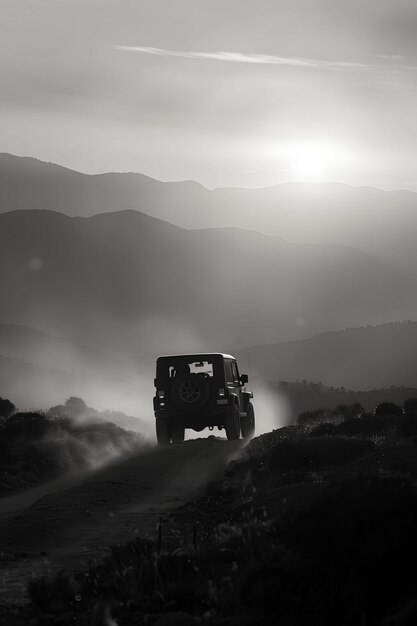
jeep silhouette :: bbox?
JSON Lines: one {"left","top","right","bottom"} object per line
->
{"left": 153, "top": 353, "right": 255, "bottom": 444}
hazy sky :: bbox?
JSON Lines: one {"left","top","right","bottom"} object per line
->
{"left": 1, "top": 0, "right": 416, "bottom": 189}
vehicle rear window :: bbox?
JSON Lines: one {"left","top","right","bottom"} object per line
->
{"left": 157, "top": 355, "right": 221, "bottom": 382}
{"left": 189, "top": 361, "right": 213, "bottom": 377}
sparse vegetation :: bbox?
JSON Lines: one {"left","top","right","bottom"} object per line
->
{"left": 3, "top": 391, "right": 417, "bottom": 625}
{"left": 47, "top": 396, "right": 99, "bottom": 421}
{"left": 0, "top": 397, "right": 147, "bottom": 496}
{"left": 273, "top": 380, "right": 417, "bottom": 421}
{"left": 295, "top": 394, "right": 417, "bottom": 444}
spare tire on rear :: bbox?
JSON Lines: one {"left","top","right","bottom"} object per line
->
{"left": 171, "top": 373, "right": 210, "bottom": 411}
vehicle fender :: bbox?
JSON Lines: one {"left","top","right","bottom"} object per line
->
{"left": 241, "top": 391, "right": 252, "bottom": 413}
{"left": 228, "top": 393, "right": 239, "bottom": 410}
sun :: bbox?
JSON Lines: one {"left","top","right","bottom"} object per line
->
{"left": 262, "top": 136, "right": 352, "bottom": 184}
{"left": 291, "top": 139, "right": 330, "bottom": 181}
{"left": 294, "top": 151, "right": 327, "bottom": 180}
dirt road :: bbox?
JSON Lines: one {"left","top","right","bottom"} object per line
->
{"left": 0, "top": 438, "right": 243, "bottom": 603}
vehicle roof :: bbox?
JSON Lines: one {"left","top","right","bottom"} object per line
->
{"left": 157, "top": 352, "right": 236, "bottom": 361}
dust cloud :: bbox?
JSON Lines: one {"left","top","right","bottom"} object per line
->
{"left": 41, "top": 420, "right": 146, "bottom": 473}
{"left": 0, "top": 316, "right": 290, "bottom": 444}
{"left": 183, "top": 378, "right": 290, "bottom": 441}
{"left": 251, "top": 381, "right": 291, "bottom": 435}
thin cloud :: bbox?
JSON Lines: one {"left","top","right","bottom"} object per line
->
{"left": 113, "top": 45, "right": 402, "bottom": 71}
{"left": 373, "top": 54, "right": 405, "bottom": 61}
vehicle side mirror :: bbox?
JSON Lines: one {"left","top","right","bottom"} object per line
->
{"left": 240, "top": 373, "right": 249, "bottom": 385}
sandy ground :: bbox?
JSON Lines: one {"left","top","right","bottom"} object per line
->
{"left": 0, "top": 437, "right": 243, "bottom": 604}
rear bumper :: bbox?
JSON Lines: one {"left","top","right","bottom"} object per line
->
{"left": 154, "top": 398, "right": 231, "bottom": 429}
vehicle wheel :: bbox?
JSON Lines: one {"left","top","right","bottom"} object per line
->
{"left": 172, "top": 423, "right": 185, "bottom": 443}
{"left": 241, "top": 402, "right": 255, "bottom": 439}
{"left": 171, "top": 373, "right": 210, "bottom": 411}
{"left": 225, "top": 402, "right": 241, "bottom": 440}
{"left": 156, "top": 418, "right": 172, "bottom": 445}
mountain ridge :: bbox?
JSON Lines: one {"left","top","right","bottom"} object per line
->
{"left": 3, "top": 153, "right": 416, "bottom": 195}
{"left": 2, "top": 153, "right": 417, "bottom": 271}
{"left": 240, "top": 320, "right": 417, "bottom": 390}
{"left": 1, "top": 207, "right": 412, "bottom": 355}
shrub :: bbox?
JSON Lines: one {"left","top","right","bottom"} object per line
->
{"left": 403, "top": 398, "right": 417, "bottom": 417}
{"left": 0, "top": 397, "right": 15, "bottom": 418}
{"left": 297, "top": 409, "right": 330, "bottom": 427}
{"left": 309, "top": 422, "right": 337, "bottom": 437}
{"left": 0, "top": 412, "right": 49, "bottom": 439}
{"left": 336, "top": 415, "right": 394, "bottom": 438}
{"left": 240, "top": 426, "right": 303, "bottom": 461}
{"left": 46, "top": 404, "right": 67, "bottom": 418}
{"left": 336, "top": 402, "right": 364, "bottom": 418}
{"left": 374, "top": 402, "right": 403, "bottom": 416}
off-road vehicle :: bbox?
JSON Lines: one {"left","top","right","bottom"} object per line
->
{"left": 153, "top": 353, "right": 255, "bottom": 444}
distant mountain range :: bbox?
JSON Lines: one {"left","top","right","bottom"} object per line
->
{"left": 239, "top": 321, "right": 417, "bottom": 390}
{"left": 0, "top": 209, "right": 414, "bottom": 356}
{"left": 1, "top": 154, "right": 417, "bottom": 409}
{"left": 0, "top": 323, "right": 106, "bottom": 373}
{"left": 1, "top": 154, "right": 417, "bottom": 271}
{"left": 268, "top": 380, "right": 417, "bottom": 420}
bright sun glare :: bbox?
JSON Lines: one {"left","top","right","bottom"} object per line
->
{"left": 266, "top": 138, "right": 352, "bottom": 183}
{"left": 293, "top": 142, "right": 328, "bottom": 180}
{"left": 291, "top": 139, "right": 336, "bottom": 181}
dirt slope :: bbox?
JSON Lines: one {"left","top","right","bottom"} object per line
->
{"left": 0, "top": 438, "right": 243, "bottom": 603}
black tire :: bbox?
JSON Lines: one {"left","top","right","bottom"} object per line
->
{"left": 225, "top": 401, "right": 241, "bottom": 441}
{"left": 156, "top": 418, "right": 172, "bottom": 445}
{"left": 241, "top": 402, "right": 255, "bottom": 439}
{"left": 172, "top": 423, "right": 185, "bottom": 443}
{"left": 171, "top": 373, "right": 210, "bottom": 411}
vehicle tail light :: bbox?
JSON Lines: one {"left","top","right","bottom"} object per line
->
{"left": 218, "top": 389, "right": 225, "bottom": 397}
{"left": 158, "top": 390, "right": 165, "bottom": 399}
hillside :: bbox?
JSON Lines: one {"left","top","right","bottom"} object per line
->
{"left": 4, "top": 415, "right": 417, "bottom": 625}
{"left": 0, "top": 409, "right": 147, "bottom": 496}
{"left": 2, "top": 154, "right": 417, "bottom": 271}
{"left": 242, "top": 321, "right": 417, "bottom": 389}
{"left": 269, "top": 380, "right": 417, "bottom": 420}
{"left": 0, "top": 153, "right": 206, "bottom": 221}
{"left": 0, "top": 324, "right": 106, "bottom": 373}
{"left": 1, "top": 209, "right": 415, "bottom": 359}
